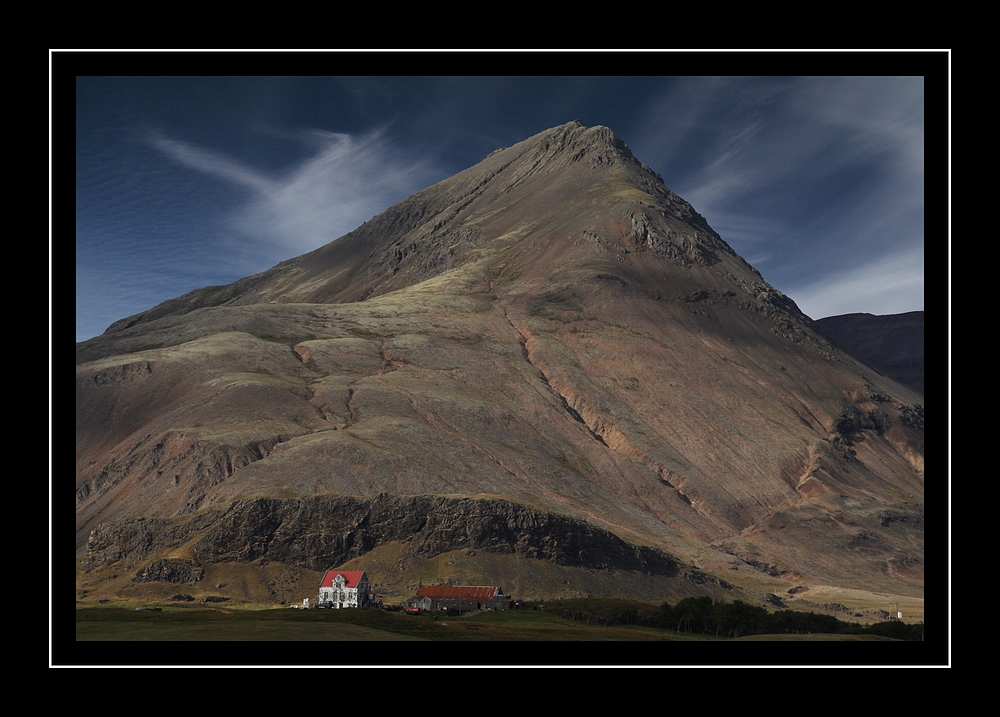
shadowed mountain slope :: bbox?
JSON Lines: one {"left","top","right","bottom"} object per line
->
{"left": 76, "top": 122, "right": 925, "bottom": 604}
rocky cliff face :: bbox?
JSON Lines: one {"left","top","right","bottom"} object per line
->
{"left": 76, "top": 122, "right": 924, "bottom": 602}
{"left": 85, "top": 494, "right": 679, "bottom": 576}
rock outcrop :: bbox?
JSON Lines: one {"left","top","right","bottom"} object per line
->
{"left": 86, "top": 494, "right": 679, "bottom": 577}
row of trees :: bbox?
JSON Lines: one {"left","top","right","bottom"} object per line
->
{"left": 660, "top": 597, "right": 924, "bottom": 640}
{"left": 550, "top": 597, "right": 924, "bottom": 640}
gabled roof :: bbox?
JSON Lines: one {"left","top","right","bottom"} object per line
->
{"left": 320, "top": 570, "right": 366, "bottom": 589}
{"left": 416, "top": 585, "right": 503, "bottom": 600}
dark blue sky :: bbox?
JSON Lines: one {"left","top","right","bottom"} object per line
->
{"left": 70, "top": 59, "right": 939, "bottom": 342}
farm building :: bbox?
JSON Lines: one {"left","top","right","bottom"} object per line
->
{"left": 414, "top": 585, "right": 511, "bottom": 613}
{"left": 318, "top": 570, "right": 376, "bottom": 608}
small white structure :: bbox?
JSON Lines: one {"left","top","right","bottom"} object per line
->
{"left": 318, "top": 570, "right": 375, "bottom": 608}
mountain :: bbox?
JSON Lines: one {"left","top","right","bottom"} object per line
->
{"left": 75, "top": 122, "right": 925, "bottom": 609}
{"left": 815, "top": 312, "right": 924, "bottom": 395}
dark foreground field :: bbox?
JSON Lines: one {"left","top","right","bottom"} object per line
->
{"left": 77, "top": 604, "right": 690, "bottom": 642}
{"left": 75, "top": 603, "right": 896, "bottom": 643}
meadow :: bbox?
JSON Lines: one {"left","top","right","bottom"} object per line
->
{"left": 75, "top": 599, "right": 901, "bottom": 644}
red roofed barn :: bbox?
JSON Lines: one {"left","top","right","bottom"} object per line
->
{"left": 414, "top": 585, "right": 511, "bottom": 613}
{"left": 318, "top": 570, "right": 375, "bottom": 608}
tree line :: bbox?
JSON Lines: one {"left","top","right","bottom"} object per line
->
{"left": 551, "top": 596, "right": 924, "bottom": 640}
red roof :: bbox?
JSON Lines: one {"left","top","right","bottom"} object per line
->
{"left": 320, "top": 570, "right": 366, "bottom": 589}
{"left": 416, "top": 585, "right": 502, "bottom": 600}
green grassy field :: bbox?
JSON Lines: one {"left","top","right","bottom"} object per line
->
{"left": 75, "top": 603, "right": 897, "bottom": 643}
{"left": 66, "top": 603, "right": 921, "bottom": 667}
{"left": 75, "top": 604, "right": 692, "bottom": 642}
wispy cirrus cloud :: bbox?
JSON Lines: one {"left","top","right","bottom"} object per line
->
{"left": 785, "top": 245, "right": 924, "bottom": 320}
{"left": 76, "top": 127, "right": 440, "bottom": 341}
{"left": 151, "top": 127, "right": 438, "bottom": 258}
{"left": 150, "top": 134, "right": 277, "bottom": 194}
{"left": 630, "top": 77, "right": 924, "bottom": 319}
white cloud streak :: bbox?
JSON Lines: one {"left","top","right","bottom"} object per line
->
{"left": 676, "top": 77, "right": 923, "bottom": 220}
{"left": 152, "top": 128, "right": 436, "bottom": 257}
{"left": 631, "top": 77, "right": 924, "bottom": 319}
{"left": 150, "top": 134, "right": 277, "bottom": 195}
{"left": 787, "top": 246, "right": 924, "bottom": 320}
{"left": 73, "top": 127, "right": 440, "bottom": 341}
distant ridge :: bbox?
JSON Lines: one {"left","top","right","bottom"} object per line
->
{"left": 815, "top": 312, "right": 924, "bottom": 395}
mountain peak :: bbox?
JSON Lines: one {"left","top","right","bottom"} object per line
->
{"left": 76, "top": 121, "right": 925, "bottom": 605}
{"left": 90, "top": 122, "right": 762, "bottom": 341}
{"left": 504, "top": 120, "right": 649, "bottom": 175}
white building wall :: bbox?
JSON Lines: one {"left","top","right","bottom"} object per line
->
{"left": 319, "top": 572, "right": 373, "bottom": 608}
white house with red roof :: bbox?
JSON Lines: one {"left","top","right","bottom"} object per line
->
{"left": 318, "top": 570, "right": 376, "bottom": 608}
